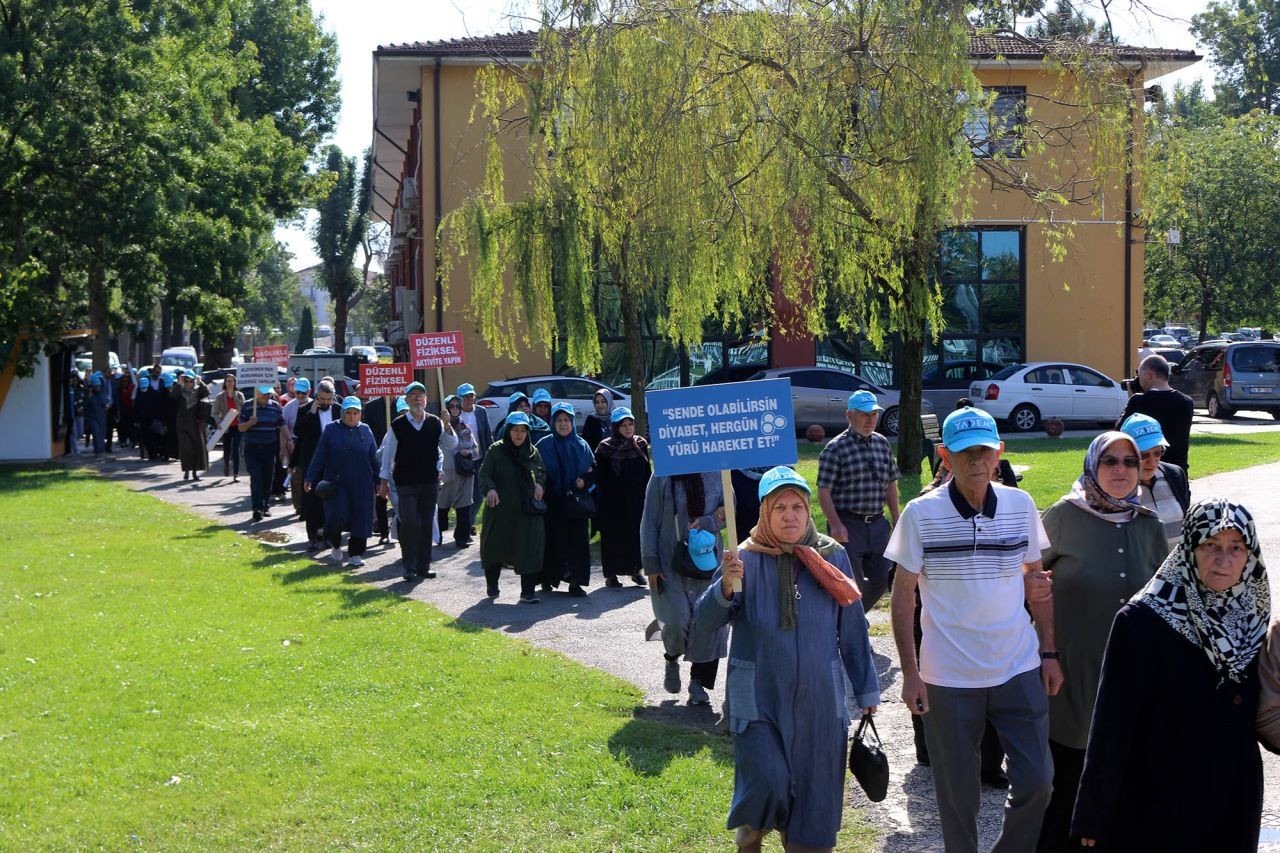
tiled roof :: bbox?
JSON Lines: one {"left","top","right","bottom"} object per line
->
{"left": 377, "top": 29, "right": 1198, "bottom": 63}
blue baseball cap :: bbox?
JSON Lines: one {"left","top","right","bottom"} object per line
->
{"left": 687, "top": 528, "right": 719, "bottom": 572}
{"left": 294, "top": 377, "right": 311, "bottom": 393}
{"left": 550, "top": 402, "right": 576, "bottom": 422}
{"left": 161, "top": 374, "right": 175, "bottom": 388}
{"left": 341, "top": 395, "right": 362, "bottom": 411}
{"left": 505, "top": 411, "right": 531, "bottom": 429}
{"left": 395, "top": 395, "right": 409, "bottom": 414}
{"left": 256, "top": 384, "right": 273, "bottom": 395}
{"left": 457, "top": 383, "right": 476, "bottom": 397}
{"left": 531, "top": 388, "right": 553, "bottom": 405}
{"left": 1121, "top": 413, "right": 1169, "bottom": 452}
{"left": 508, "top": 392, "right": 529, "bottom": 407}
{"left": 404, "top": 381, "right": 426, "bottom": 396}
{"left": 138, "top": 376, "right": 151, "bottom": 389}
{"left": 610, "top": 406, "right": 634, "bottom": 424}
{"left": 942, "top": 407, "right": 1002, "bottom": 452}
{"left": 758, "top": 465, "right": 812, "bottom": 501}
{"left": 444, "top": 394, "right": 460, "bottom": 408}
{"left": 847, "top": 390, "right": 883, "bottom": 413}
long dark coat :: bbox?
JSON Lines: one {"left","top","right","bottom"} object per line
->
{"left": 1071, "top": 603, "right": 1263, "bottom": 851}
{"left": 477, "top": 437, "right": 547, "bottom": 575}
{"left": 594, "top": 443, "right": 650, "bottom": 577}
{"left": 170, "top": 383, "right": 210, "bottom": 472}
{"left": 306, "top": 420, "right": 378, "bottom": 539}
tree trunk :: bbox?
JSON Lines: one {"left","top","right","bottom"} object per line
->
{"left": 895, "top": 249, "right": 929, "bottom": 476}
{"left": 88, "top": 264, "right": 110, "bottom": 372}
{"left": 142, "top": 314, "right": 156, "bottom": 366}
{"left": 173, "top": 309, "right": 185, "bottom": 348}
{"left": 619, "top": 272, "right": 647, "bottom": 436}
{"left": 161, "top": 301, "right": 172, "bottom": 349}
{"left": 204, "top": 334, "right": 234, "bottom": 371}
{"left": 334, "top": 289, "right": 348, "bottom": 353}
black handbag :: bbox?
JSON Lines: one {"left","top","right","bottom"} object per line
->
{"left": 564, "top": 489, "right": 596, "bottom": 520}
{"left": 455, "top": 451, "right": 480, "bottom": 476}
{"left": 848, "top": 712, "right": 889, "bottom": 802}
{"left": 522, "top": 493, "right": 548, "bottom": 515}
{"left": 315, "top": 478, "right": 339, "bottom": 499}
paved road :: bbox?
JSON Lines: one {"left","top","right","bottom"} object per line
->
{"left": 79, "top": 442, "right": 1280, "bottom": 851}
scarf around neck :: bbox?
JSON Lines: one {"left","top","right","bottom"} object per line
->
{"left": 1064, "top": 431, "right": 1155, "bottom": 523}
{"left": 742, "top": 489, "right": 862, "bottom": 628}
{"left": 1132, "top": 498, "right": 1271, "bottom": 684}
{"left": 595, "top": 425, "right": 649, "bottom": 475}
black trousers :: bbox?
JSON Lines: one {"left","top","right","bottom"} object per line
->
{"left": 301, "top": 485, "right": 326, "bottom": 542}
{"left": 327, "top": 531, "right": 366, "bottom": 556}
{"left": 1037, "top": 739, "right": 1086, "bottom": 852}
{"left": 485, "top": 564, "right": 537, "bottom": 596}
{"left": 375, "top": 495, "right": 389, "bottom": 538}
{"left": 665, "top": 653, "right": 719, "bottom": 689}
{"left": 439, "top": 504, "right": 473, "bottom": 544}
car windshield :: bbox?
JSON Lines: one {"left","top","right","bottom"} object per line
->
{"left": 1231, "top": 346, "right": 1280, "bottom": 373}
{"left": 161, "top": 353, "right": 195, "bottom": 368}
{"left": 990, "top": 363, "right": 1026, "bottom": 380}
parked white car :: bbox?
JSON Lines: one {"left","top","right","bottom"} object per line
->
{"left": 969, "top": 362, "right": 1128, "bottom": 432}
{"left": 477, "top": 375, "right": 632, "bottom": 431}
{"left": 1146, "top": 334, "right": 1181, "bottom": 348}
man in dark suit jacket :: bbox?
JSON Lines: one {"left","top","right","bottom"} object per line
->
{"left": 457, "top": 383, "right": 493, "bottom": 535}
{"left": 292, "top": 380, "right": 342, "bottom": 551}
{"left": 361, "top": 394, "right": 395, "bottom": 542}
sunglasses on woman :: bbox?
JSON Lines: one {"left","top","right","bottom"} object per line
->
{"left": 1099, "top": 455, "right": 1140, "bottom": 469}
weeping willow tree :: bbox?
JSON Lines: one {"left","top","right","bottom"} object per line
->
{"left": 441, "top": 0, "right": 1134, "bottom": 469}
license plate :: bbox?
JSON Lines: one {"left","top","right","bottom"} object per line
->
{"left": 1246, "top": 385, "right": 1272, "bottom": 393}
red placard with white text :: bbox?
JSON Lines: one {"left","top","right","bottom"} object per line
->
{"left": 253, "top": 345, "right": 290, "bottom": 367}
{"left": 409, "top": 331, "right": 466, "bottom": 369}
{"left": 359, "top": 362, "right": 414, "bottom": 398}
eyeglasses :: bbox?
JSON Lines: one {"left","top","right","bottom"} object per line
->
{"left": 1140, "top": 448, "right": 1165, "bottom": 461}
{"left": 1099, "top": 455, "right": 1140, "bottom": 469}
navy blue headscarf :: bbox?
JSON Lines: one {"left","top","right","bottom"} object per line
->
{"left": 537, "top": 407, "right": 593, "bottom": 493}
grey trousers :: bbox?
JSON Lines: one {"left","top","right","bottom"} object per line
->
{"left": 396, "top": 483, "right": 438, "bottom": 574}
{"left": 835, "top": 512, "right": 892, "bottom": 609}
{"left": 922, "top": 668, "right": 1053, "bottom": 853}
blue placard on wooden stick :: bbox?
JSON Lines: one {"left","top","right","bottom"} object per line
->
{"left": 648, "top": 378, "right": 798, "bottom": 478}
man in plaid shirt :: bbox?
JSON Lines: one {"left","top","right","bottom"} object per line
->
{"left": 816, "top": 390, "right": 901, "bottom": 608}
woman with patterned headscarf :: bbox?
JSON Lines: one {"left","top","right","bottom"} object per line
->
{"left": 694, "top": 466, "right": 878, "bottom": 853}
{"left": 1073, "top": 498, "right": 1270, "bottom": 851}
{"left": 1036, "top": 432, "right": 1168, "bottom": 852}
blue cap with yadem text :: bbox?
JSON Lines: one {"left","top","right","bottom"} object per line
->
{"left": 687, "top": 528, "right": 720, "bottom": 572}
{"left": 404, "top": 381, "right": 426, "bottom": 396}
{"left": 456, "top": 383, "right": 476, "bottom": 397}
{"left": 942, "top": 407, "right": 1002, "bottom": 452}
{"left": 531, "top": 388, "right": 553, "bottom": 405}
{"left": 610, "top": 406, "right": 634, "bottom": 424}
{"left": 508, "top": 391, "right": 529, "bottom": 408}
{"left": 847, "top": 389, "right": 883, "bottom": 413}
{"left": 294, "top": 377, "right": 311, "bottom": 393}
{"left": 255, "top": 384, "right": 273, "bottom": 395}
{"left": 758, "top": 465, "right": 812, "bottom": 501}
{"left": 550, "top": 402, "right": 575, "bottom": 422}
{"left": 505, "top": 411, "right": 531, "bottom": 429}
{"left": 341, "top": 395, "right": 362, "bottom": 411}
{"left": 1120, "top": 413, "right": 1169, "bottom": 452}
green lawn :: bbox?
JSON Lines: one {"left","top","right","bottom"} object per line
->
{"left": 0, "top": 468, "right": 874, "bottom": 850}
{"left": 793, "top": 430, "right": 1280, "bottom": 519}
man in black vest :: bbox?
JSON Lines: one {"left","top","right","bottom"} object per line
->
{"left": 378, "top": 381, "right": 457, "bottom": 580}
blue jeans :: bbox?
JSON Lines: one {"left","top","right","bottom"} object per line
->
{"left": 244, "top": 442, "right": 276, "bottom": 514}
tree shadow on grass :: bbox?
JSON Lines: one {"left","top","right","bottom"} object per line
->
{"left": 607, "top": 716, "right": 733, "bottom": 777}
{"left": 0, "top": 464, "right": 82, "bottom": 493}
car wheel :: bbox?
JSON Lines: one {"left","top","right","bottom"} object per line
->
{"left": 1206, "top": 392, "right": 1235, "bottom": 420}
{"left": 1008, "top": 404, "right": 1041, "bottom": 433}
{"left": 880, "top": 406, "right": 900, "bottom": 437}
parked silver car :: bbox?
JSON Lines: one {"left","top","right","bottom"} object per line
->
{"left": 477, "top": 375, "right": 632, "bottom": 431}
{"left": 746, "top": 367, "right": 931, "bottom": 436}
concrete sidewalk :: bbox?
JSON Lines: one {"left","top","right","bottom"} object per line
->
{"left": 81, "top": 447, "right": 1280, "bottom": 851}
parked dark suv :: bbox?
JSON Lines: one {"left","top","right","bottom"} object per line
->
{"left": 1169, "top": 341, "right": 1280, "bottom": 419}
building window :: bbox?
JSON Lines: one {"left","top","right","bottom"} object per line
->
{"left": 965, "top": 87, "right": 1026, "bottom": 158}
{"left": 931, "top": 227, "right": 1025, "bottom": 386}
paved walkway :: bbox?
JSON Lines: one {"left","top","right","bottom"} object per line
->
{"left": 76, "top": 445, "right": 1280, "bottom": 851}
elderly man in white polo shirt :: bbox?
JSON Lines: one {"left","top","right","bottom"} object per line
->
{"left": 886, "top": 407, "right": 1061, "bottom": 853}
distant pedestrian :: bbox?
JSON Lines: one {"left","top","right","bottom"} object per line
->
{"left": 292, "top": 380, "right": 340, "bottom": 551}
{"left": 1121, "top": 413, "right": 1191, "bottom": 549}
{"left": 641, "top": 470, "right": 727, "bottom": 706}
{"left": 282, "top": 377, "right": 312, "bottom": 514}
{"left": 594, "top": 407, "right": 650, "bottom": 588}
{"left": 816, "top": 390, "right": 901, "bottom": 610}
{"left": 536, "top": 402, "right": 595, "bottom": 597}
{"left": 159, "top": 372, "right": 180, "bottom": 460}
{"left": 306, "top": 396, "right": 379, "bottom": 568}
{"left": 1073, "top": 499, "right": 1270, "bottom": 851}
{"left": 695, "top": 466, "right": 879, "bottom": 853}
{"left": 1116, "top": 354, "right": 1193, "bottom": 470}
{"left": 581, "top": 389, "right": 612, "bottom": 451}
{"left": 496, "top": 392, "right": 551, "bottom": 445}
{"left": 84, "top": 372, "right": 108, "bottom": 456}
{"left": 68, "top": 371, "right": 85, "bottom": 455}
{"left": 378, "top": 381, "right": 456, "bottom": 581}
{"left": 238, "top": 384, "right": 288, "bottom": 522}
{"left": 212, "top": 373, "right": 245, "bottom": 481}
{"left": 171, "top": 370, "right": 210, "bottom": 481}
{"left": 437, "top": 394, "right": 476, "bottom": 549}
{"left": 457, "top": 382, "right": 493, "bottom": 539}
{"left": 134, "top": 375, "right": 162, "bottom": 460}
{"left": 362, "top": 394, "right": 394, "bottom": 542}
{"left": 530, "top": 387, "right": 553, "bottom": 425}
{"left": 477, "top": 412, "right": 547, "bottom": 602}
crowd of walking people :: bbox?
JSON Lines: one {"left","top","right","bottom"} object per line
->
{"left": 72, "top": 352, "right": 1280, "bottom": 852}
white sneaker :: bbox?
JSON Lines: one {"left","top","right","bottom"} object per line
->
{"left": 330, "top": 547, "right": 344, "bottom": 566}
{"left": 347, "top": 555, "right": 364, "bottom": 567}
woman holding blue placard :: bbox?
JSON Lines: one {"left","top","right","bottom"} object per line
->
{"left": 640, "top": 469, "right": 727, "bottom": 706}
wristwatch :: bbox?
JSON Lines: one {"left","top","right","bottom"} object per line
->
{"left": 1040, "top": 651, "right": 1060, "bottom": 660}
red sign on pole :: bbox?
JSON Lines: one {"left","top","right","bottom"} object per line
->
{"left": 359, "top": 362, "right": 414, "bottom": 398}
{"left": 409, "top": 331, "right": 466, "bottom": 369}
{"left": 253, "top": 345, "right": 290, "bottom": 367}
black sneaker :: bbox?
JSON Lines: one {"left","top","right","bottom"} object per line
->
{"left": 605, "top": 577, "right": 623, "bottom": 588}
{"left": 486, "top": 585, "right": 499, "bottom": 598}
{"left": 519, "top": 593, "right": 540, "bottom": 604}
{"left": 421, "top": 569, "right": 437, "bottom": 579}
{"left": 631, "top": 574, "right": 648, "bottom": 587}
{"left": 262, "top": 507, "right": 272, "bottom": 517}
{"left": 568, "top": 585, "right": 587, "bottom": 597}
{"left": 252, "top": 510, "right": 262, "bottom": 522}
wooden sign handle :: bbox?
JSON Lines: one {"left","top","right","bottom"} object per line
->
{"left": 720, "top": 468, "right": 741, "bottom": 593}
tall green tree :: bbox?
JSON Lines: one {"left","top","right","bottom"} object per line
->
{"left": 1192, "top": 0, "right": 1280, "bottom": 116}
{"left": 312, "top": 147, "right": 372, "bottom": 352}
{"left": 1026, "top": 0, "right": 1112, "bottom": 41}
{"left": 443, "top": 0, "right": 1132, "bottom": 471}
{"left": 243, "top": 242, "right": 303, "bottom": 345}
{"left": 296, "top": 305, "right": 315, "bottom": 352}
{"left": 1144, "top": 113, "right": 1280, "bottom": 343}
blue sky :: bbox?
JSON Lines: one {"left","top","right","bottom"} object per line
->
{"left": 276, "top": 0, "right": 1216, "bottom": 270}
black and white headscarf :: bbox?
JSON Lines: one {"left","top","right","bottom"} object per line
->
{"left": 1131, "top": 498, "right": 1271, "bottom": 684}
